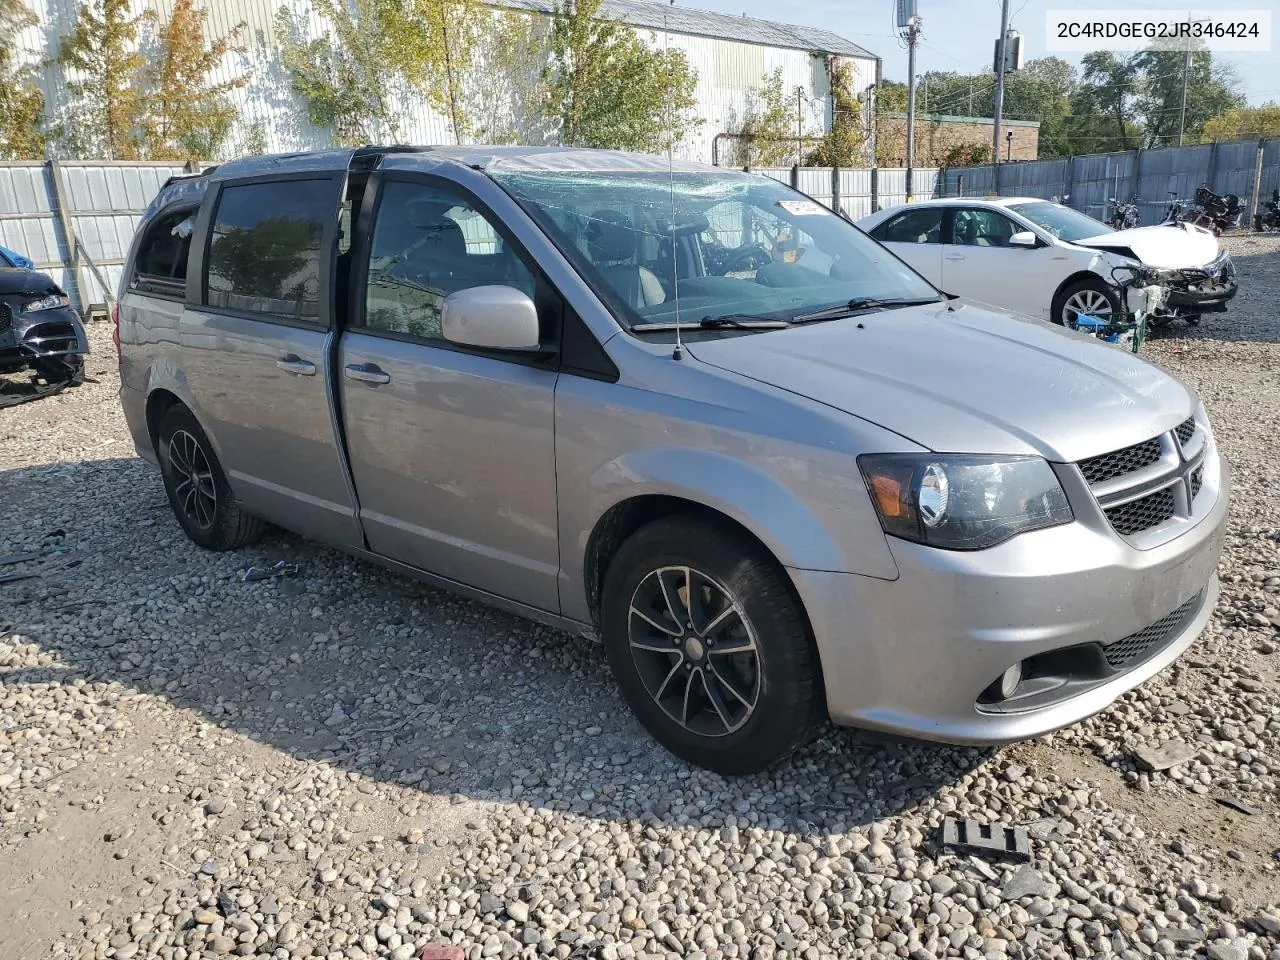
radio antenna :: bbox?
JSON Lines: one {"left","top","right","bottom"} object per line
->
{"left": 663, "top": 11, "right": 684, "bottom": 360}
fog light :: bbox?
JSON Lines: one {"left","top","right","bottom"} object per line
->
{"left": 999, "top": 662, "right": 1023, "bottom": 699}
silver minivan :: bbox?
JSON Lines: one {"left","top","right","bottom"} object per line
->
{"left": 117, "top": 147, "right": 1228, "bottom": 774}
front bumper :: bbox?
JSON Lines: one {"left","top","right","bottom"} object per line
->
{"left": 0, "top": 305, "right": 88, "bottom": 372}
{"left": 793, "top": 455, "right": 1229, "bottom": 744}
{"left": 1161, "top": 255, "right": 1237, "bottom": 314}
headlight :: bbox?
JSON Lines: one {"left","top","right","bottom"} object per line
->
{"left": 859, "top": 454, "right": 1073, "bottom": 550}
{"left": 23, "top": 293, "right": 70, "bottom": 312}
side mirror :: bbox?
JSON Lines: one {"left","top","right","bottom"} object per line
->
{"left": 1009, "top": 231, "right": 1038, "bottom": 248}
{"left": 441, "top": 285, "right": 540, "bottom": 351}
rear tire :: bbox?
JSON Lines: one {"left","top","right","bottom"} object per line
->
{"left": 600, "top": 514, "right": 824, "bottom": 775}
{"left": 156, "top": 405, "right": 265, "bottom": 551}
{"left": 1053, "top": 277, "right": 1123, "bottom": 329}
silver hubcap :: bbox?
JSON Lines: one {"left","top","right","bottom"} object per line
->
{"left": 628, "top": 565, "right": 761, "bottom": 737}
{"left": 167, "top": 429, "right": 217, "bottom": 530}
{"left": 1062, "top": 289, "right": 1113, "bottom": 327}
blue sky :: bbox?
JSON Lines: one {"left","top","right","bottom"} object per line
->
{"left": 682, "top": 0, "right": 1280, "bottom": 106}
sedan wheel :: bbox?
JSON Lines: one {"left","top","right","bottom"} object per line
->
{"left": 1055, "top": 278, "right": 1123, "bottom": 330}
{"left": 167, "top": 428, "right": 218, "bottom": 531}
{"left": 1062, "top": 288, "right": 1113, "bottom": 327}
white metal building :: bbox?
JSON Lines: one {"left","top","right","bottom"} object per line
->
{"left": 18, "top": 0, "right": 879, "bottom": 163}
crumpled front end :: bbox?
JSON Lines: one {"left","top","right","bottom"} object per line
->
{"left": 0, "top": 287, "right": 89, "bottom": 404}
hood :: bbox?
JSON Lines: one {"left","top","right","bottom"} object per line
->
{"left": 1072, "top": 223, "right": 1220, "bottom": 269}
{"left": 686, "top": 302, "right": 1194, "bottom": 463}
{"left": 0, "top": 268, "right": 62, "bottom": 298}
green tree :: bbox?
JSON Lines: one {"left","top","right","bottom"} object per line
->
{"left": 466, "top": 10, "right": 553, "bottom": 144}
{"left": 1070, "top": 52, "right": 1140, "bottom": 152}
{"left": 1130, "top": 46, "right": 1243, "bottom": 146}
{"left": 276, "top": 0, "right": 402, "bottom": 146}
{"left": 139, "top": 0, "right": 247, "bottom": 159}
{"left": 0, "top": 0, "right": 45, "bottom": 159}
{"left": 544, "top": 0, "right": 699, "bottom": 153}
{"left": 730, "top": 69, "right": 797, "bottom": 166}
{"left": 382, "top": 0, "right": 480, "bottom": 143}
{"left": 1202, "top": 103, "right": 1280, "bottom": 141}
{"left": 56, "top": 0, "right": 149, "bottom": 158}
{"left": 806, "top": 58, "right": 863, "bottom": 166}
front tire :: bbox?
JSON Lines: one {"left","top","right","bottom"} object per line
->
{"left": 157, "top": 405, "right": 264, "bottom": 551}
{"left": 601, "top": 514, "right": 824, "bottom": 775}
{"left": 1054, "top": 277, "right": 1123, "bottom": 329}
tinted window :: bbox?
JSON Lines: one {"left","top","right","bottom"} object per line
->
{"left": 873, "top": 208, "right": 943, "bottom": 244}
{"left": 364, "top": 180, "right": 535, "bottom": 341}
{"left": 952, "top": 208, "right": 1019, "bottom": 247}
{"left": 206, "top": 180, "right": 331, "bottom": 320}
{"left": 132, "top": 206, "right": 196, "bottom": 296}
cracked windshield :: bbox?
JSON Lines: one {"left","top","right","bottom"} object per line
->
{"left": 493, "top": 170, "right": 940, "bottom": 335}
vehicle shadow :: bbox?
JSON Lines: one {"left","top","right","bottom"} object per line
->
{"left": 0, "top": 456, "right": 993, "bottom": 837}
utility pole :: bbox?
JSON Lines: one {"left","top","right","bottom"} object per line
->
{"left": 1178, "top": 39, "right": 1192, "bottom": 146}
{"left": 992, "top": 0, "right": 1010, "bottom": 171}
{"left": 905, "top": 14, "right": 920, "bottom": 200}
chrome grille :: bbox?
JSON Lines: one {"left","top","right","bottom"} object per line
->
{"left": 1104, "top": 488, "right": 1177, "bottom": 536}
{"left": 1104, "top": 592, "right": 1203, "bottom": 668}
{"left": 1190, "top": 465, "right": 1204, "bottom": 500}
{"left": 1078, "top": 438, "right": 1162, "bottom": 485}
{"left": 0, "top": 303, "right": 11, "bottom": 335}
{"left": 1175, "top": 417, "right": 1196, "bottom": 446}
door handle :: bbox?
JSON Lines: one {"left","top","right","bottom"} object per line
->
{"left": 344, "top": 363, "right": 391, "bottom": 386}
{"left": 944, "top": 254, "right": 966, "bottom": 262}
{"left": 276, "top": 355, "right": 317, "bottom": 376}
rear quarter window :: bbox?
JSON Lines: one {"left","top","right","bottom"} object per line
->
{"left": 205, "top": 179, "right": 332, "bottom": 321}
{"left": 131, "top": 206, "right": 197, "bottom": 298}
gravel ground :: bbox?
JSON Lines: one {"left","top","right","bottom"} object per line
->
{"left": 2, "top": 234, "right": 1279, "bottom": 960}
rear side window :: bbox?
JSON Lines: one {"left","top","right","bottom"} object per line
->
{"left": 131, "top": 206, "right": 196, "bottom": 297}
{"left": 872, "top": 208, "right": 943, "bottom": 244}
{"left": 205, "top": 179, "right": 331, "bottom": 321}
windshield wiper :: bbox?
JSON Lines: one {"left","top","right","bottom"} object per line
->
{"left": 631, "top": 314, "right": 791, "bottom": 333}
{"left": 791, "top": 296, "right": 944, "bottom": 323}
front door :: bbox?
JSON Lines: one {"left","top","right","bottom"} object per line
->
{"left": 941, "top": 207, "right": 1050, "bottom": 319}
{"left": 180, "top": 175, "right": 361, "bottom": 548}
{"left": 338, "top": 175, "right": 561, "bottom": 612}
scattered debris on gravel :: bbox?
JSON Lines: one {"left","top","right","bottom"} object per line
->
{"left": 3, "top": 234, "right": 1279, "bottom": 960}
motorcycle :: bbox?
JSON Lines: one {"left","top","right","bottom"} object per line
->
{"left": 1191, "top": 185, "right": 1243, "bottom": 235}
{"left": 1255, "top": 188, "right": 1280, "bottom": 232}
{"left": 1159, "top": 191, "right": 1196, "bottom": 226}
{"left": 1107, "top": 196, "right": 1141, "bottom": 230}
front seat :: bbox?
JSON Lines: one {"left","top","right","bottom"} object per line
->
{"left": 584, "top": 210, "right": 665, "bottom": 308}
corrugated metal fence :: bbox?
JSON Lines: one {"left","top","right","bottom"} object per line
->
{"left": 0, "top": 160, "right": 193, "bottom": 313}
{"left": 6, "top": 143, "right": 1271, "bottom": 316}
{"left": 938, "top": 139, "right": 1280, "bottom": 226}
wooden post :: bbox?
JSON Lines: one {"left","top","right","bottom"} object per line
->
{"left": 831, "top": 166, "right": 841, "bottom": 215}
{"left": 870, "top": 165, "right": 879, "bottom": 212}
{"left": 1127, "top": 148, "right": 1143, "bottom": 212}
{"left": 1251, "top": 139, "right": 1266, "bottom": 225}
{"left": 47, "top": 159, "right": 85, "bottom": 314}
{"left": 1205, "top": 139, "right": 1220, "bottom": 192}
{"left": 790, "top": 164, "right": 799, "bottom": 189}
{"left": 1063, "top": 155, "right": 1076, "bottom": 207}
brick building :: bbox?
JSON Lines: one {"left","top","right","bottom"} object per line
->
{"left": 877, "top": 113, "right": 1040, "bottom": 166}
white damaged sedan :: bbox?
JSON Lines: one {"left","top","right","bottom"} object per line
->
{"left": 858, "top": 197, "right": 1235, "bottom": 327}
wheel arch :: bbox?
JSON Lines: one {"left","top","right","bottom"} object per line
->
{"left": 582, "top": 494, "right": 819, "bottom": 641}
{"left": 1051, "top": 270, "right": 1119, "bottom": 323}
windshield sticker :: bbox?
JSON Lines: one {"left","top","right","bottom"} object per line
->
{"left": 777, "top": 200, "right": 829, "bottom": 216}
